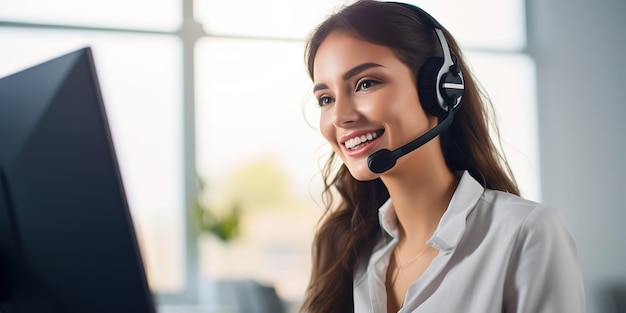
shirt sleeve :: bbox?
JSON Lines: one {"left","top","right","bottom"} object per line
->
{"left": 503, "top": 206, "right": 585, "bottom": 313}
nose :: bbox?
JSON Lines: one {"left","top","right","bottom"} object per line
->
{"left": 332, "top": 95, "right": 360, "bottom": 127}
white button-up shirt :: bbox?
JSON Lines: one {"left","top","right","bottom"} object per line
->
{"left": 353, "top": 171, "right": 585, "bottom": 312}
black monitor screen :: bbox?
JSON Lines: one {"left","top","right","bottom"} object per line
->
{"left": 0, "top": 47, "right": 156, "bottom": 313}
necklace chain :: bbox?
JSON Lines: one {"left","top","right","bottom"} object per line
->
{"left": 389, "top": 244, "right": 431, "bottom": 311}
{"left": 390, "top": 245, "right": 431, "bottom": 285}
{"left": 395, "top": 245, "right": 431, "bottom": 269}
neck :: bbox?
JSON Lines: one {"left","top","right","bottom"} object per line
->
{"left": 380, "top": 141, "right": 459, "bottom": 244}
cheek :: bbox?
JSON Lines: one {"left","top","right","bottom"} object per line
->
{"left": 319, "top": 110, "right": 337, "bottom": 144}
{"left": 367, "top": 83, "right": 420, "bottom": 120}
{"left": 381, "top": 89, "right": 431, "bottom": 142}
{"left": 370, "top": 91, "right": 419, "bottom": 125}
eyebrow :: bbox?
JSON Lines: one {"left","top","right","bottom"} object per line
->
{"left": 312, "top": 62, "right": 384, "bottom": 93}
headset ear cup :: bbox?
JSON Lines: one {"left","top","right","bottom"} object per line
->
{"left": 417, "top": 57, "right": 447, "bottom": 119}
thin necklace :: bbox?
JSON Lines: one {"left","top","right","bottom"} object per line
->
{"left": 396, "top": 245, "right": 431, "bottom": 270}
{"left": 389, "top": 245, "right": 431, "bottom": 310}
{"left": 390, "top": 245, "right": 431, "bottom": 286}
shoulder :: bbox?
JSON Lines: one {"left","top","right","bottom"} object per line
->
{"left": 473, "top": 189, "right": 577, "bottom": 250}
{"left": 481, "top": 189, "right": 541, "bottom": 212}
{"left": 480, "top": 190, "right": 564, "bottom": 229}
{"left": 480, "top": 192, "right": 586, "bottom": 311}
{"left": 477, "top": 189, "right": 580, "bottom": 274}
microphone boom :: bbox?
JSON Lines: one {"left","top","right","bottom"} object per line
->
{"left": 367, "top": 108, "right": 454, "bottom": 174}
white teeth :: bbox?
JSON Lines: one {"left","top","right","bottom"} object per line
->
{"left": 344, "top": 131, "right": 380, "bottom": 150}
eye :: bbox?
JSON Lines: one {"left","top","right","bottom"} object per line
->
{"left": 356, "top": 79, "right": 380, "bottom": 91}
{"left": 317, "top": 95, "right": 334, "bottom": 107}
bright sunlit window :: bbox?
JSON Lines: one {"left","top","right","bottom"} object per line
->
{"left": 194, "top": 0, "right": 345, "bottom": 39}
{"left": 195, "top": 37, "right": 326, "bottom": 298}
{"left": 0, "top": 0, "right": 181, "bottom": 31}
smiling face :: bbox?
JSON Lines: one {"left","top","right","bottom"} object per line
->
{"left": 313, "top": 31, "right": 437, "bottom": 181}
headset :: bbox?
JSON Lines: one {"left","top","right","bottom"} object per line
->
{"left": 367, "top": 2, "right": 465, "bottom": 174}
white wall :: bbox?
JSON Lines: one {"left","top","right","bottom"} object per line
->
{"left": 527, "top": 0, "right": 626, "bottom": 312}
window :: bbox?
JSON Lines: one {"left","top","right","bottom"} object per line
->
{"left": 195, "top": 37, "right": 326, "bottom": 298}
{"left": 0, "top": 0, "right": 180, "bottom": 31}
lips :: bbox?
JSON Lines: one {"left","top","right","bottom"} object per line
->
{"left": 343, "top": 129, "right": 384, "bottom": 150}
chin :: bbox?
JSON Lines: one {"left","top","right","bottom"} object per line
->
{"left": 346, "top": 162, "right": 379, "bottom": 182}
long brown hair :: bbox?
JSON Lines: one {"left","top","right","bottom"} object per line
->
{"left": 300, "top": 1, "right": 519, "bottom": 312}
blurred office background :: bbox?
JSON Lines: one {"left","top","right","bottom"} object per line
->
{"left": 0, "top": 0, "right": 623, "bottom": 312}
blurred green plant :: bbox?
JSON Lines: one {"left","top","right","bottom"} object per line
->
{"left": 194, "top": 175, "right": 241, "bottom": 243}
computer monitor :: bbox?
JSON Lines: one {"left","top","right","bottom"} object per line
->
{"left": 0, "top": 47, "right": 157, "bottom": 313}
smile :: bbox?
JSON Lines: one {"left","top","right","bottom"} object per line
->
{"left": 344, "top": 130, "right": 384, "bottom": 150}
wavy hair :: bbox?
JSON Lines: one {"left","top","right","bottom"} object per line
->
{"left": 300, "top": 1, "right": 519, "bottom": 312}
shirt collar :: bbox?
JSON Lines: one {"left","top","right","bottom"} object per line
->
{"left": 377, "top": 170, "right": 485, "bottom": 251}
{"left": 378, "top": 198, "right": 397, "bottom": 238}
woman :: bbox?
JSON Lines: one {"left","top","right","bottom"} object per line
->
{"left": 300, "top": 1, "right": 585, "bottom": 312}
